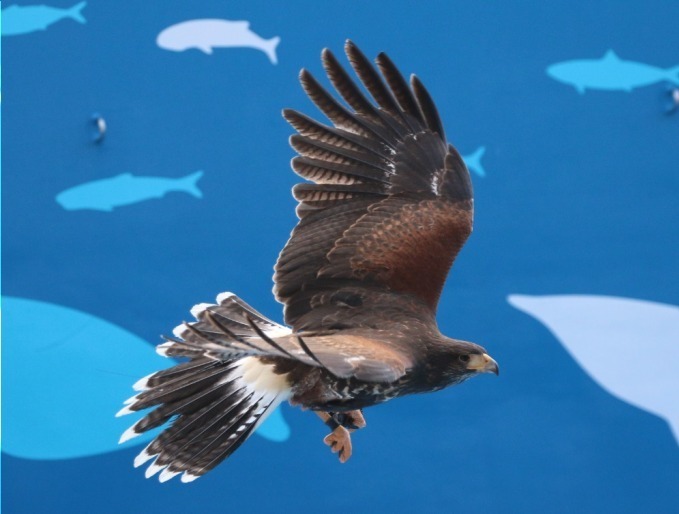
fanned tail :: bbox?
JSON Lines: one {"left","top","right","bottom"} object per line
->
{"left": 118, "top": 293, "right": 293, "bottom": 482}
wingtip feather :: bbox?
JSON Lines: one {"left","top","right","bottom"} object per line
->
{"left": 216, "top": 291, "right": 236, "bottom": 304}
{"left": 132, "top": 373, "right": 154, "bottom": 392}
{"left": 181, "top": 472, "right": 201, "bottom": 483}
{"left": 145, "top": 459, "right": 166, "bottom": 479}
{"left": 190, "top": 303, "right": 213, "bottom": 319}
{"left": 159, "top": 468, "right": 181, "bottom": 483}
{"left": 119, "top": 424, "right": 142, "bottom": 444}
{"left": 115, "top": 404, "right": 136, "bottom": 417}
{"left": 134, "top": 445, "right": 156, "bottom": 468}
{"left": 172, "top": 323, "right": 189, "bottom": 339}
{"left": 156, "top": 342, "right": 172, "bottom": 357}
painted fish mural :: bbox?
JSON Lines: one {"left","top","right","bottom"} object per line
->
{"left": 546, "top": 50, "right": 679, "bottom": 93}
{"left": 508, "top": 294, "right": 679, "bottom": 444}
{"left": 156, "top": 19, "right": 281, "bottom": 64}
{"left": 3, "top": 296, "right": 167, "bottom": 459}
{"left": 2, "top": 296, "right": 290, "bottom": 460}
{"left": 55, "top": 170, "right": 204, "bottom": 211}
{"left": 2, "top": 2, "right": 87, "bottom": 36}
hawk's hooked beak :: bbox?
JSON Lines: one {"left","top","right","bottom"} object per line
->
{"left": 467, "top": 353, "right": 499, "bottom": 375}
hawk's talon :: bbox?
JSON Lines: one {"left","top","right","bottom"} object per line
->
{"left": 323, "top": 426, "right": 352, "bottom": 463}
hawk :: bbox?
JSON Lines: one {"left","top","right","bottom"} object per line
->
{"left": 117, "top": 40, "right": 498, "bottom": 483}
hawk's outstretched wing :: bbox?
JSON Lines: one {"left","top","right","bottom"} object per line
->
{"left": 275, "top": 41, "right": 473, "bottom": 331}
{"left": 161, "top": 292, "right": 414, "bottom": 383}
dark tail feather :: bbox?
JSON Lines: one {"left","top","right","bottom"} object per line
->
{"left": 119, "top": 355, "right": 289, "bottom": 483}
{"left": 152, "top": 393, "right": 277, "bottom": 482}
{"left": 118, "top": 293, "right": 292, "bottom": 482}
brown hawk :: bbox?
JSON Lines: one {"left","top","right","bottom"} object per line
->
{"left": 117, "top": 40, "right": 498, "bottom": 483}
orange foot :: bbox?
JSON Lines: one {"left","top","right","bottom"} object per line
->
{"left": 344, "top": 410, "right": 366, "bottom": 429}
{"left": 324, "top": 426, "right": 353, "bottom": 463}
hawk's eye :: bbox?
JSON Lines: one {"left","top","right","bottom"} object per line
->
{"left": 459, "top": 355, "right": 470, "bottom": 363}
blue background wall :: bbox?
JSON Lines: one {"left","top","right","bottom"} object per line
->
{"left": 3, "top": 1, "right": 678, "bottom": 512}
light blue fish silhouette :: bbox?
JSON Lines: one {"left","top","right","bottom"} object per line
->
{"left": 547, "top": 50, "right": 679, "bottom": 94}
{"left": 1, "top": 2, "right": 87, "bottom": 36}
{"left": 2, "top": 296, "right": 291, "bottom": 460}
{"left": 256, "top": 406, "right": 291, "bottom": 442}
{"left": 462, "top": 146, "right": 486, "bottom": 177}
{"left": 508, "top": 294, "right": 679, "bottom": 445}
{"left": 157, "top": 19, "right": 281, "bottom": 64}
{"left": 55, "top": 171, "right": 204, "bottom": 211}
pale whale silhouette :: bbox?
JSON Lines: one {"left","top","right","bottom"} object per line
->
{"left": 2, "top": 2, "right": 87, "bottom": 36}
{"left": 3, "top": 296, "right": 168, "bottom": 459}
{"left": 462, "top": 146, "right": 486, "bottom": 177}
{"left": 2, "top": 296, "right": 290, "bottom": 460}
{"left": 157, "top": 19, "right": 281, "bottom": 64}
{"left": 56, "top": 171, "right": 204, "bottom": 211}
{"left": 508, "top": 294, "right": 679, "bottom": 444}
{"left": 547, "top": 50, "right": 679, "bottom": 93}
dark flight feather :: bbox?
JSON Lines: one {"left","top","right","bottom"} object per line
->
{"left": 345, "top": 41, "right": 401, "bottom": 115}
{"left": 375, "top": 52, "right": 422, "bottom": 122}
{"left": 283, "top": 109, "right": 377, "bottom": 153}
{"left": 299, "top": 69, "right": 372, "bottom": 137}
{"left": 322, "top": 48, "right": 378, "bottom": 117}
{"left": 275, "top": 39, "right": 473, "bottom": 328}
{"left": 410, "top": 75, "right": 446, "bottom": 140}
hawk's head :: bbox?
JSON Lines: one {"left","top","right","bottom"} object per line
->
{"left": 443, "top": 340, "right": 499, "bottom": 382}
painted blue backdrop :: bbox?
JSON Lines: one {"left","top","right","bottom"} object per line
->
{"left": 3, "top": 1, "right": 678, "bottom": 513}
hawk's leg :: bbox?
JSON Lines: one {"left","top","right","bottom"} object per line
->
{"left": 316, "top": 410, "right": 366, "bottom": 463}
{"left": 332, "top": 410, "right": 367, "bottom": 430}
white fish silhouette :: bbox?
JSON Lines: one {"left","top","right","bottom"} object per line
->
{"left": 157, "top": 19, "right": 281, "bottom": 64}
{"left": 508, "top": 294, "right": 679, "bottom": 444}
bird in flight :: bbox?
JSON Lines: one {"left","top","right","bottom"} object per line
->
{"left": 118, "top": 40, "right": 499, "bottom": 483}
